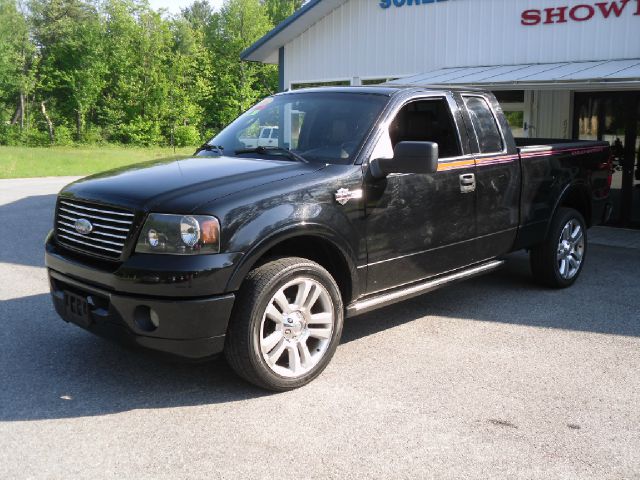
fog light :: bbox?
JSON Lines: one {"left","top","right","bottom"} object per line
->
{"left": 134, "top": 306, "right": 159, "bottom": 332}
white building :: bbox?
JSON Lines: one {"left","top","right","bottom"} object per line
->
{"left": 242, "top": 0, "right": 640, "bottom": 225}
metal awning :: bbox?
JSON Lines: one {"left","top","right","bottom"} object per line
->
{"left": 389, "top": 59, "right": 640, "bottom": 91}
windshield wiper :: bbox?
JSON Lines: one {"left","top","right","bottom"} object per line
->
{"left": 234, "top": 146, "right": 308, "bottom": 163}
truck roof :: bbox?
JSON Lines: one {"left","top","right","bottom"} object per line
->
{"left": 277, "top": 84, "right": 484, "bottom": 97}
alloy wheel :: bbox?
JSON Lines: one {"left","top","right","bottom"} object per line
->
{"left": 556, "top": 219, "right": 585, "bottom": 280}
{"left": 259, "top": 277, "right": 335, "bottom": 378}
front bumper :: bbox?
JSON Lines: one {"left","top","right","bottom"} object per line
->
{"left": 49, "top": 269, "right": 234, "bottom": 359}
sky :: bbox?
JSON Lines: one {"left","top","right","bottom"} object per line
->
{"left": 148, "top": 0, "right": 224, "bottom": 15}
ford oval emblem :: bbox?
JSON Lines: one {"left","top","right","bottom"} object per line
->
{"left": 74, "top": 218, "right": 93, "bottom": 235}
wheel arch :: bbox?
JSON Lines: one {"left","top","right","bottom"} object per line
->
{"left": 225, "top": 224, "right": 360, "bottom": 304}
{"left": 547, "top": 181, "right": 592, "bottom": 236}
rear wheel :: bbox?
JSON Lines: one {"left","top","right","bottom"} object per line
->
{"left": 530, "top": 207, "right": 587, "bottom": 288}
{"left": 224, "top": 257, "right": 344, "bottom": 391}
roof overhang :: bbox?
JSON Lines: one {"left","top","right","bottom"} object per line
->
{"left": 388, "top": 60, "right": 640, "bottom": 91}
{"left": 241, "top": 0, "right": 348, "bottom": 64}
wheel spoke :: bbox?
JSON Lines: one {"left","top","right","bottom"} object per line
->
{"left": 261, "top": 330, "right": 283, "bottom": 354}
{"left": 274, "top": 291, "right": 292, "bottom": 314}
{"left": 568, "top": 255, "right": 579, "bottom": 270}
{"left": 303, "top": 285, "right": 321, "bottom": 311}
{"left": 571, "top": 226, "right": 583, "bottom": 245}
{"left": 307, "top": 327, "right": 331, "bottom": 340}
{"left": 288, "top": 343, "right": 302, "bottom": 374}
{"left": 294, "top": 280, "right": 313, "bottom": 309}
{"left": 298, "top": 341, "right": 312, "bottom": 367}
{"left": 267, "top": 338, "right": 287, "bottom": 365}
{"left": 559, "top": 258, "right": 567, "bottom": 277}
{"left": 309, "top": 311, "right": 333, "bottom": 326}
{"left": 265, "top": 304, "right": 284, "bottom": 323}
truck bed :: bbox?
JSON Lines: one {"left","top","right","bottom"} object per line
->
{"left": 515, "top": 137, "right": 610, "bottom": 152}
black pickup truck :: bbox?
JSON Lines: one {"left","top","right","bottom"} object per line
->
{"left": 46, "top": 86, "right": 612, "bottom": 390}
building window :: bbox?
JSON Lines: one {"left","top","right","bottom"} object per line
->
{"left": 493, "top": 91, "right": 525, "bottom": 104}
{"left": 504, "top": 111, "right": 525, "bottom": 137}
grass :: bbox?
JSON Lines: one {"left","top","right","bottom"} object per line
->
{"left": 0, "top": 145, "right": 196, "bottom": 179}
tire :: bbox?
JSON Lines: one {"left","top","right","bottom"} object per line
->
{"left": 224, "top": 257, "right": 344, "bottom": 391}
{"left": 530, "top": 207, "right": 587, "bottom": 288}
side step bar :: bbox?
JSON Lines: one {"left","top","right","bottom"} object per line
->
{"left": 346, "top": 259, "right": 505, "bottom": 318}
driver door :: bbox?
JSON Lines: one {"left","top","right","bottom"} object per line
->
{"left": 363, "top": 94, "right": 479, "bottom": 294}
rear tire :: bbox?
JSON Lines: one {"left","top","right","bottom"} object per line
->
{"left": 224, "top": 257, "right": 344, "bottom": 391}
{"left": 530, "top": 207, "right": 587, "bottom": 288}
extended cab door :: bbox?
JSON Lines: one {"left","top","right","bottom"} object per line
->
{"left": 458, "top": 94, "right": 521, "bottom": 259}
{"left": 363, "top": 94, "right": 480, "bottom": 294}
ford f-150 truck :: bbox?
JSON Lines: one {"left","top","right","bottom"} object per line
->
{"left": 46, "top": 86, "right": 612, "bottom": 391}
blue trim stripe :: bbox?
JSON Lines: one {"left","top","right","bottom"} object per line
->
{"left": 278, "top": 47, "right": 285, "bottom": 91}
{"left": 241, "top": 0, "right": 324, "bottom": 61}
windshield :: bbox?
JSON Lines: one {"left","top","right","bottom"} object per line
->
{"left": 202, "top": 92, "right": 388, "bottom": 165}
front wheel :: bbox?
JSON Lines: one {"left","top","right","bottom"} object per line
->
{"left": 530, "top": 207, "right": 587, "bottom": 288}
{"left": 224, "top": 257, "right": 344, "bottom": 391}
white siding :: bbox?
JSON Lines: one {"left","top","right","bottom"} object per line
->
{"left": 532, "top": 90, "right": 573, "bottom": 138}
{"left": 283, "top": 0, "right": 640, "bottom": 87}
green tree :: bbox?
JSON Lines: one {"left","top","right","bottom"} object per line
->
{"left": 263, "top": 0, "right": 304, "bottom": 25}
{"left": 29, "top": 0, "right": 107, "bottom": 141}
{"left": 0, "top": 0, "right": 300, "bottom": 147}
{"left": 182, "top": 0, "right": 213, "bottom": 30}
{"left": 0, "top": 0, "right": 36, "bottom": 137}
{"left": 206, "top": 0, "right": 276, "bottom": 130}
{"left": 99, "top": 0, "right": 173, "bottom": 145}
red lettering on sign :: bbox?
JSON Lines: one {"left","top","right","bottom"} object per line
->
{"left": 522, "top": 0, "right": 638, "bottom": 25}
{"left": 521, "top": 9, "right": 542, "bottom": 25}
{"left": 544, "top": 6, "right": 569, "bottom": 23}
{"left": 570, "top": 4, "right": 596, "bottom": 21}
{"left": 595, "top": 0, "right": 630, "bottom": 17}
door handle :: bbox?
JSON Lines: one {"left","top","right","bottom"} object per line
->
{"left": 459, "top": 173, "right": 476, "bottom": 193}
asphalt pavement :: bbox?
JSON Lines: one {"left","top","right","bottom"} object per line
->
{"left": 1, "top": 177, "right": 639, "bottom": 479}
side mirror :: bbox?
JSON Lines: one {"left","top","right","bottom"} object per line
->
{"left": 370, "top": 141, "right": 439, "bottom": 179}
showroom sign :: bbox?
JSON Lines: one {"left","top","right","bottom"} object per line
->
{"left": 379, "top": 0, "right": 450, "bottom": 10}
{"left": 521, "top": 0, "right": 640, "bottom": 25}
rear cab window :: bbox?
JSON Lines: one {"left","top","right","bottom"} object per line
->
{"left": 462, "top": 96, "right": 504, "bottom": 154}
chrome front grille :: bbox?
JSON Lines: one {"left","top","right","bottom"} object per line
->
{"left": 55, "top": 199, "right": 135, "bottom": 259}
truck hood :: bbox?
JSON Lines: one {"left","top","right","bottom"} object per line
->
{"left": 60, "top": 155, "right": 325, "bottom": 213}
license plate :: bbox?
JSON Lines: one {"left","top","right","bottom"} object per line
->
{"left": 64, "top": 291, "right": 91, "bottom": 327}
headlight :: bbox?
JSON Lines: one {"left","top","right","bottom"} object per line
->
{"left": 135, "top": 214, "right": 220, "bottom": 254}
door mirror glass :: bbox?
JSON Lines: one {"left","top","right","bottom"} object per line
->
{"left": 370, "top": 141, "right": 439, "bottom": 179}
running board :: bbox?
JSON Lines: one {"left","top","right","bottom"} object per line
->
{"left": 346, "top": 259, "right": 505, "bottom": 318}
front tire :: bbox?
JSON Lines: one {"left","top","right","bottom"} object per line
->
{"left": 224, "top": 257, "right": 344, "bottom": 391}
{"left": 530, "top": 207, "right": 587, "bottom": 288}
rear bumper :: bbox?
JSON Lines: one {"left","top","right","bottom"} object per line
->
{"left": 49, "top": 269, "right": 235, "bottom": 359}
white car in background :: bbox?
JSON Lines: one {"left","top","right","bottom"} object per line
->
{"left": 239, "top": 126, "right": 279, "bottom": 148}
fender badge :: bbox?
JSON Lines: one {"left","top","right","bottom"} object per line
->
{"left": 335, "top": 188, "right": 363, "bottom": 205}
